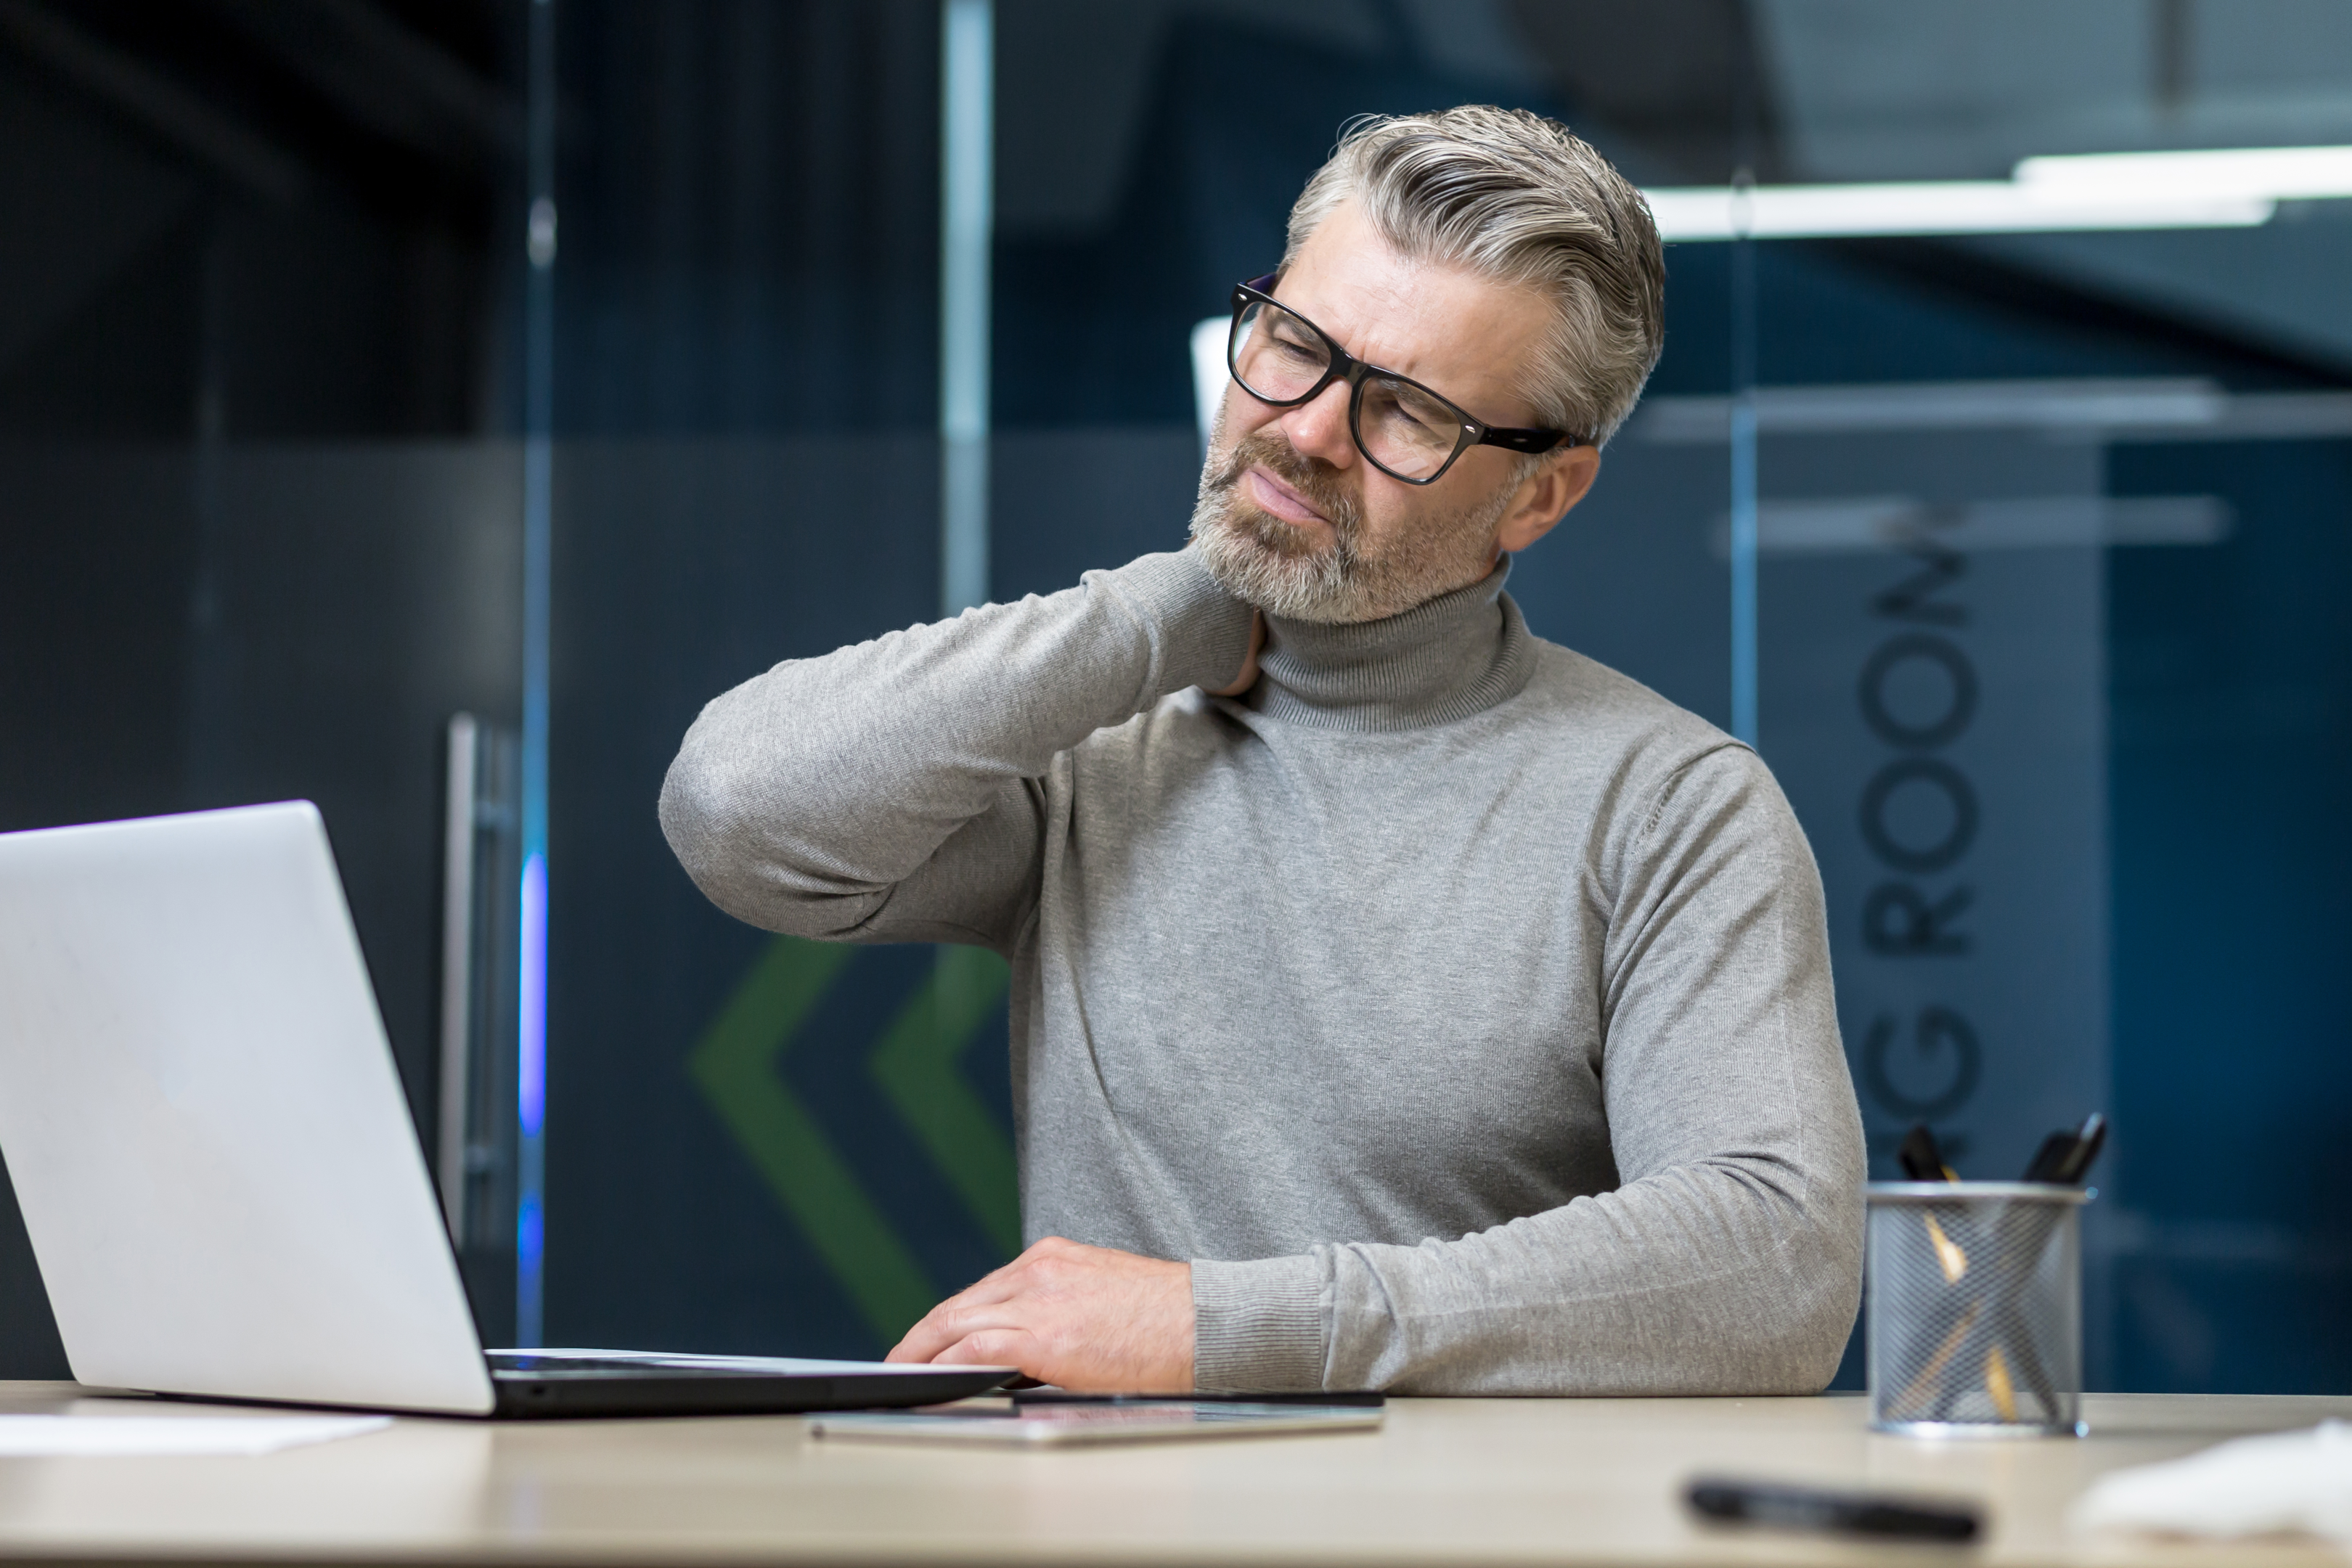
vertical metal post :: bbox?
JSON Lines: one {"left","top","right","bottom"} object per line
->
{"left": 1727, "top": 14, "right": 1761, "bottom": 751}
{"left": 438, "top": 714, "right": 481, "bottom": 1241}
{"left": 1728, "top": 199, "right": 1759, "bottom": 749}
{"left": 184, "top": 214, "right": 231, "bottom": 792}
{"left": 939, "top": 0, "right": 993, "bottom": 617}
{"left": 516, "top": 0, "right": 557, "bottom": 1348}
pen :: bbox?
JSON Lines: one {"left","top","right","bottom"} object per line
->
{"left": 2022, "top": 1112, "right": 2104, "bottom": 1183}
{"left": 1898, "top": 1123, "right": 1956, "bottom": 1183}
{"left": 1895, "top": 1117, "right": 2101, "bottom": 1425}
{"left": 1937, "top": 1110, "right": 2109, "bottom": 1422}
{"left": 2054, "top": 1112, "right": 2106, "bottom": 1183}
{"left": 1895, "top": 1123, "right": 2052, "bottom": 1424}
{"left": 1892, "top": 1124, "right": 1978, "bottom": 1420}
{"left": 1686, "top": 1477, "right": 1981, "bottom": 1543}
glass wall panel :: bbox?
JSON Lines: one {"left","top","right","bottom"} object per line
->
{"left": 534, "top": 0, "right": 1751, "bottom": 1360}
{"left": 1747, "top": 0, "right": 2352, "bottom": 1391}
{"left": 0, "top": 7, "right": 521, "bottom": 1364}
{"left": 539, "top": 0, "right": 965, "bottom": 1358}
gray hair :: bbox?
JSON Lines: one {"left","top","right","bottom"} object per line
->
{"left": 1284, "top": 107, "right": 1665, "bottom": 448}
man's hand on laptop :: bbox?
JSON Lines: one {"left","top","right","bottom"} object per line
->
{"left": 884, "top": 1236, "right": 1193, "bottom": 1392}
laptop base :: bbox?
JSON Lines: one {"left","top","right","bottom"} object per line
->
{"left": 486, "top": 1356, "right": 1010, "bottom": 1418}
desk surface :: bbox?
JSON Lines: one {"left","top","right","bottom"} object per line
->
{"left": 0, "top": 1381, "right": 2343, "bottom": 1568}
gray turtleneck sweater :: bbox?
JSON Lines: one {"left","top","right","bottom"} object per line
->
{"left": 660, "top": 550, "right": 1864, "bottom": 1394}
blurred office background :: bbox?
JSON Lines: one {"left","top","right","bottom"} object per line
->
{"left": 0, "top": 0, "right": 2345, "bottom": 1393}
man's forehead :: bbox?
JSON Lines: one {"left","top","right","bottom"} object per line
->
{"left": 1280, "top": 203, "right": 1548, "bottom": 422}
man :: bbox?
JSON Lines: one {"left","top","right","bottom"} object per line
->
{"left": 661, "top": 106, "right": 1864, "bottom": 1395}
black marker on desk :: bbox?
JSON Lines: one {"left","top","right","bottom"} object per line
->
{"left": 1686, "top": 1477, "right": 1982, "bottom": 1543}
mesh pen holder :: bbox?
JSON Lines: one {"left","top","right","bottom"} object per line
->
{"left": 1866, "top": 1182, "right": 2091, "bottom": 1438}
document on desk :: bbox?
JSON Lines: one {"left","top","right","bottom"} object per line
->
{"left": 0, "top": 1414, "right": 391, "bottom": 1457}
{"left": 809, "top": 1401, "right": 1382, "bottom": 1447}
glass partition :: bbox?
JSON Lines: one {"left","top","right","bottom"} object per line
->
{"left": 1743, "top": 0, "right": 2352, "bottom": 1390}
{"left": 0, "top": 4, "right": 522, "bottom": 1362}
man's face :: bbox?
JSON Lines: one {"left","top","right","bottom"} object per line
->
{"left": 1189, "top": 200, "right": 1596, "bottom": 624}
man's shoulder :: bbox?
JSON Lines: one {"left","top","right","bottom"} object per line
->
{"left": 1504, "top": 639, "right": 1805, "bottom": 878}
{"left": 1509, "top": 633, "right": 1742, "bottom": 772}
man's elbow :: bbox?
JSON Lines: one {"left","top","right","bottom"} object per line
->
{"left": 661, "top": 721, "right": 745, "bottom": 869}
{"left": 656, "top": 738, "right": 863, "bottom": 939}
{"left": 1749, "top": 1191, "right": 1865, "bottom": 1394}
{"left": 659, "top": 748, "right": 765, "bottom": 919}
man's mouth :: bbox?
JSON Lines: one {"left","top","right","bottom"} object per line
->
{"left": 1245, "top": 465, "right": 1330, "bottom": 526}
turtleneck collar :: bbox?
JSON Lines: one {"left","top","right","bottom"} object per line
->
{"left": 1242, "top": 558, "right": 1538, "bottom": 732}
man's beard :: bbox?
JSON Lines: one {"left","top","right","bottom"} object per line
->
{"left": 1187, "top": 426, "right": 1516, "bottom": 625}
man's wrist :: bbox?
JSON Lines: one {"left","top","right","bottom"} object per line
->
{"left": 1087, "top": 552, "right": 1256, "bottom": 699}
{"left": 1190, "top": 1253, "right": 1328, "bottom": 1392}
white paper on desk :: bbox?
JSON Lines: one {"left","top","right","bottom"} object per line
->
{"left": 0, "top": 1415, "right": 390, "bottom": 1457}
{"left": 2069, "top": 1420, "right": 2352, "bottom": 1545}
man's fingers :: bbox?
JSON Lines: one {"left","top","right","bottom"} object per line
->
{"left": 1206, "top": 612, "right": 1265, "bottom": 697}
{"left": 886, "top": 1291, "right": 1037, "bottom": 1365}
{"left": 885, "top": 1245, "right": 1069, "bottom": 1363}
{"left": 887, "top": 1307, "right": 979, "bottom": 1365}
{"left": 884, "top": 1239, "right": 1140, "bottom": 1376}
{"left": 933, "top": 1328, "right": 1039, "bottom": 1374}
{"left": 886, "top": 1301, "right": 973, "bottom": 1364}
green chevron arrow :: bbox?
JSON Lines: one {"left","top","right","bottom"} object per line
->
{"left": 686, "top": 936, "right": 936, "bottom": 1342}
{"left": 868, "top": 946, "right": 1020, "bottom": 1257}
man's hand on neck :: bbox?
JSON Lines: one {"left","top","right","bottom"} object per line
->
{"left": 883, "top": 1236, "right": 1196, "bottom": 1392}
{"left": 1206, "top": 610, "right": 1265, "bottom": 697}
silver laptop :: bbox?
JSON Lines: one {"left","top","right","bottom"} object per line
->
{"left": 0, "top": 801, "right": 1012, "bottom": 1418}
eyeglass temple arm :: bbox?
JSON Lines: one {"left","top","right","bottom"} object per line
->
{"left": 1482, "top": 427, "right": 1575, "bottom": 453}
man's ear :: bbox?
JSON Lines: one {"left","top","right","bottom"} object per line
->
{"left": 1496, "top": 446, "right": 1601, "bottom": 554}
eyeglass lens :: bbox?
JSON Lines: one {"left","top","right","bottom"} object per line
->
{"left": 1231, "top": 299, "right": 1467, "bottom": 481}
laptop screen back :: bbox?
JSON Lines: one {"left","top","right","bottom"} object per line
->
{"left": 0, "top": 802, "right": 494, "bottom": 1414}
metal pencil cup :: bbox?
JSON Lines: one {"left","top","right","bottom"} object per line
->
{"left": 1866, "top": 1182, "right": 2091, "bottom": 1437}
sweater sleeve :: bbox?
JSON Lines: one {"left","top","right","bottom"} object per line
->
{"left": 1191, "top": 744, "right": 1866, "bottom": 1395}
{"left": 659, "top": 551, "right": 1256, "bottom": 950}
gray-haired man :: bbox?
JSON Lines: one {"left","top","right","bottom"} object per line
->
{"left": 661, "top": 107, "right": 1866, "bottom": 1395}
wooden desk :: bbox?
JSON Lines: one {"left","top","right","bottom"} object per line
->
{"left": 0, "top": 1381, "right": 2343, "bottom": 1567}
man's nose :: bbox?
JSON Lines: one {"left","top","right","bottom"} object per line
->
{"left": 1277, "top": 379, "right": 1356, "bottom": 470}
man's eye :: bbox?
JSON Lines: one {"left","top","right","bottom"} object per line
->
{"left": 1377, "top": 399, "right": 1447, "bottom": 441}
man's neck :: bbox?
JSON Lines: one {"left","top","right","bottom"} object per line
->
{"left": 1243, "top": 560, "right": 1535, "bottom": 732}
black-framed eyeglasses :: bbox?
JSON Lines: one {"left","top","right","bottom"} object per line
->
{"left": 1224, "top": 274, "right": 1584, "bottom": 486}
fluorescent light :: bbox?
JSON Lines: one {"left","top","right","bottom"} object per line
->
{"left": 1707, "top": 496, "right": 2232, "bottom": 558}
{"left": 1644, "top": 181, "right": 2272, "bottom": 242}
{"left": 1647, "top": 143, "right": 2352, "bottom": 242}
{"left": 2016, "top": 144, "right": 2352, "bottom": 203}
{"left": 1636, "top": 379, "right": 2229, "bottom": 441}
{"left": 1639, "top": 384, "right": 2352, "bottom": 444}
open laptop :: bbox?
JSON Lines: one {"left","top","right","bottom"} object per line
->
{"left": 0, "top": 801, "right": 1013, "bottom": 1418}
